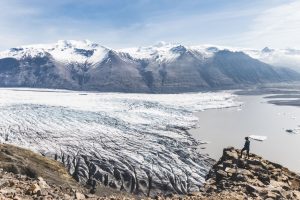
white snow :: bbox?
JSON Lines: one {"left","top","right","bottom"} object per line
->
{"left": 0, "top": 40, "right": 109, "bottom": 65}
{"left": 120, "top": 43, "right": 222, "bottom": 62}
{"left": 120, "top": 42, "right": 181, "bottom": 62}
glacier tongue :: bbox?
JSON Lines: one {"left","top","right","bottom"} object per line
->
{"left": 0, "top": 88, "right": 238, "bottom": 195}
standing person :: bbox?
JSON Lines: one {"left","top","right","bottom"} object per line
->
{"left": 240, "top": 137, "right": 250, "bottom": 158}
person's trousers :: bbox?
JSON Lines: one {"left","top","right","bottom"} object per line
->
{"left": 241, "top": 147, "right": 249, "bottom": 156}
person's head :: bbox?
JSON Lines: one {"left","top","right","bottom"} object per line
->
{"left": 245, "top": 137, "right": 249, "bottom": 140}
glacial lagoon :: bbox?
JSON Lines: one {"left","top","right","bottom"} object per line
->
{"left": 190, "top": 94, "right": 300, "bottom": 172}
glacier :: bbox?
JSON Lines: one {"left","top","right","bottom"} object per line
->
{"left": 0, "top": 88, "right": 238, "bottom": 195}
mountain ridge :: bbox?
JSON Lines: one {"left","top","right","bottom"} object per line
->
{"left": 0, "top": 40, "right": 299, "bottom": 93}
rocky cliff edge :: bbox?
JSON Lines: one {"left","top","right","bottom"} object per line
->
{"left": 185, "top": 147, "right": 300, "bottom": 199}
{"left": 1, "top": 144, "right": 300, "bottom": 199}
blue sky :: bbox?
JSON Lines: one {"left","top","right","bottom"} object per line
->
{"left": 0, "top": 0, "right": 299, "bottom": 49}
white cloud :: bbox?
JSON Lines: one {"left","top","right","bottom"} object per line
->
{"left": 0, "top": 0, "right": 299, "bottom": 50}
{"left": 238, "top": 1, "right": 300, "bottom": 49}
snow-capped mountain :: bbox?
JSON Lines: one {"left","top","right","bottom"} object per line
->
{"left": 120, "top": 42, "right": 220, "bottom": 63}
{"left": 0, "top": 40, "right": 299, "bottom": 93}
{"left": 121, "top": 42, "right": 300, "bottom": 71}
{"left": 0, "top": 40, "right": 109, "bottom": 65}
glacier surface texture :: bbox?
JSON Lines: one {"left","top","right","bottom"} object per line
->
{"left": 0, "top": 88, "right": 237, "bottom": 195}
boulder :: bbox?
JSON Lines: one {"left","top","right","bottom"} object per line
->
{"left": 223, "top": 148, "right": 239, "bottom": 160}
{"left": 266, "top": 191, "right": 279, "bottom": 199}
{"left": 223, "top": 160, "right": 233, "bottom": 168}
{"left": 218, "top": 180, "right": 230, "bottom": 189}
{"left": 225, "top": 167, "right": 236, "bottom": 177}
{"left": 258, "top": 174, "right": 270, "bottom": 185}
{"left": 216, "top": 170, "right": 227, "bottom": 182}
{"left": 26, "top": 183, "right": 41, "bottom": 195}
{"left": 63, "top": 194, "right": 73, "bottom": 200}
{"left": 245, "top": 184, "right": 257, "bottom": 194}
{"left": 237, "top": 159, "right": 246, "bottom": 168}
{"left": 37, "top": 189, "right": 48, "bottom": 196}
{"left": 292, "top": 191, "right": 300, "bottom": 199}
{"left": 38, "top": 177, "right": 50, "bottom": 189}
{"left": 75, "top": 192, "right": 86, "bottom": 199}
{"left": 247, "top": 159, "right": 262, "bottom": 166}
{"left": 239, "top": 169, "right": 252, "bottom": 176}
{"left": 234, "top": 174, "right": 246, "bottom": 182}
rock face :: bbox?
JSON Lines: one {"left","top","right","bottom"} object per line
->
{"left": 193, "top": 147, "right": 300, "bottom": 199}
{"left": 0, "top": 40, "right": 299, "bottom": 93}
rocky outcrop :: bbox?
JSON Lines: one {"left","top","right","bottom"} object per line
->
{"left": 191, "top": 147, "right": 300, "bottom": 199}
{"left": 0, "top": 170, "right": 82, "bottom": 199}
{"left": 0, "top": 169, "right": 137, "bottom": 200}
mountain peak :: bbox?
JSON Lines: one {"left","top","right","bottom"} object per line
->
{"left": 170, "top": 45, "right": 187, "bottom": 54}
{"left": 262, "top": 47, "right": 274, "bottom": 53}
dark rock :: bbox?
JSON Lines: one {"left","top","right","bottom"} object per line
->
{"left": 36, "top": 189, "right": 48, "bottom": 196}
{"left": 90, "top": 188, "right": 96, "bottom": 194}
{"left": 245, "top": 184, "right": 257, "bottom": 194}
{"left": 218, "top": 180, "right": 230, "bottom": 189}
{"left": 247, "top": 159, "right": 263, "bottom": 166}
{"left": 235, "top": 174, "right": 246, "bottom": 182}
{"left": 223, "top": 160, "right": 233, "bottom": 168}
{"left": 216, "top": 170, "right": 227, "bottom": 182}
{"left": 222, "top": 147, "right": 238, "bottom": 160}
{"left": 258, "top": 174, "right": 270, "bottom": 185}
{"left": 237, "top": 159, "right": 246, "bottom": 168}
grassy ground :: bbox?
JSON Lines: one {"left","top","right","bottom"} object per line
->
{"left": 0, "top": 143, "right": 77, "bottom": 187}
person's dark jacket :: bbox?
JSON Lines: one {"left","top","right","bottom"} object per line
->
{"left": 244, "top": 140, "right": 250, "bottom": 149}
